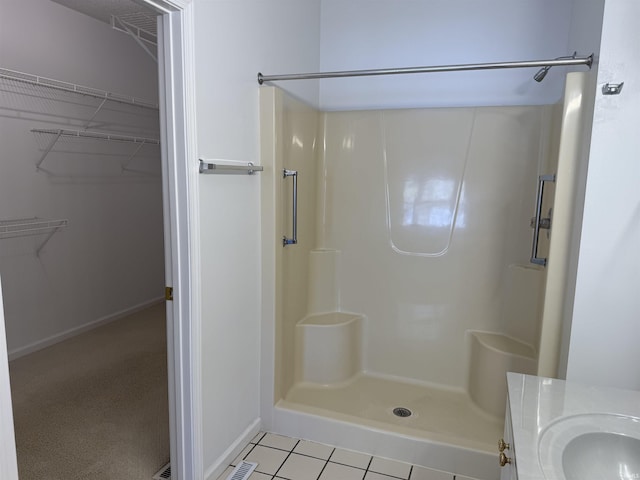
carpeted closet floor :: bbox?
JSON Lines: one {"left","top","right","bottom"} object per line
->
{"left": 8, "top": 303, "right": 170, "bottom": 480}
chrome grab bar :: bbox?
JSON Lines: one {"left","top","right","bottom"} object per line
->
{"left": 283, "top": 169, "right": 298, "bottom": 246}
{"left": 530, "top": 174, "right": 555, "bottom": 266}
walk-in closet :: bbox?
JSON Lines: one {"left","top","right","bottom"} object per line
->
{"left": 0, "top": 0, "right": 169, "bottom": 478}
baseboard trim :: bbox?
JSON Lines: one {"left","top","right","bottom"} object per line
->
{"left": 204, "top": 418, "right": 261, "bottom": 480}
{"left": 8, "top": 297, "right": 165, "bottom": 361}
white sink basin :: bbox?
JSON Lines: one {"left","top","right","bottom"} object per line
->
{"left": 538, "top": 413, "right": 640, "bottom": 480}
{"left": 562, "top": 432, "right": 640, "bottom": 480}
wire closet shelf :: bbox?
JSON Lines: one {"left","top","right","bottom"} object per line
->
{"left": 0, "top": 67, "right": 159, "bottom": 110}
{"left": 0, "top": 67, "right": 161, "bottom": 173}
{"left": 0, "top": 218, "right": 69, "bottom": 254}
{"left": 0, "top": 218, "right": 68, "bottom": 238}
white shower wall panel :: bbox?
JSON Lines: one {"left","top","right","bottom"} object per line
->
{"left": 318, "top": 106, "right": 551, "bottom": 388}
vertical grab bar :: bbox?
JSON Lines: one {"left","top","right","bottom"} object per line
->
{"left": 283, "top": 169, "right": 298, "bottom": 246}
{"left": 530, "top": 174, "right": 556, "bottom": 266}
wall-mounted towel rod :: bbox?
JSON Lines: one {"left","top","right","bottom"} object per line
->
{"left": 258, "top": 53, "right": 593, "bottom": 84}
{"left": 199, "top": 159, "right": 263, "bottom": 175}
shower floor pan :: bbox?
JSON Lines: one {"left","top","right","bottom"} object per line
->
{"left": 275, "top": 373, "right": 502, "bottom": 478}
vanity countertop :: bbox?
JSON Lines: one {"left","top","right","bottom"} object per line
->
{"left": 506, "top": 372, "right": 640, "bottom": 480}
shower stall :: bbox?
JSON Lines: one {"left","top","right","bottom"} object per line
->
{"left": 259, "top": 59, "right": 589, "bottom": 479}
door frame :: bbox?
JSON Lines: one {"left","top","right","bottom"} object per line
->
{"left": 0, "top": 276, "right": 18, "bottom": 479}
{"left": 144, "top": 1, "right": 202, "bottom": 479}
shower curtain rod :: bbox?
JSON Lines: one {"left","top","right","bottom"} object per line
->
{"left": 257, "top": 53, "right": 593, "bottom": 84}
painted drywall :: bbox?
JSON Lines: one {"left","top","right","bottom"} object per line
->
{"left": 318, "top": 0, "right": 578, "bottom": 110}
{"left": 566, "top": 0, "right": 640, "bottom": 390}
{"left": 191, "top": 1, "right": 320, "bottom": 477}
{"left": 0, "top": 0, "right": 164, "bottom": 355}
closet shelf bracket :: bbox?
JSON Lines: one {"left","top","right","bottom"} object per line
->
{"left": 36, "top": 130, "right": 63, "bottom": 170}
{"left": 121, "top": 139, "right": 147, "bottom": 173}
{"left": 83, "top": 97, "right": 109, "bottom": 130}
{"left": 0, "top": 218, "right": 69, "bottom": 255}
{"left": 111, "top": 15, "right": 158, "bottom": 63}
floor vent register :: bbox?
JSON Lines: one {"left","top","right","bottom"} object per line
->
{"left": 152, "top": 463, "right": 171, "bottom": 480}
{"left": 225, "top": 461, "right": 258, "bottom": 480}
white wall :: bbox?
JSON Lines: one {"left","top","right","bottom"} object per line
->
{"left": 0, "top": 0, "right": 164, "bottom": 356}
{"left": 318, "top": 0, "right": 578, "bottom": 110}
{"left": 566, "top": 0, "right": 640, "bottom": 390}
{"left": 191, "top": 1, "right": 320, "bottom": 477}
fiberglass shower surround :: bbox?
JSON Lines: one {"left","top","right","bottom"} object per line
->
{"left": 259, "top": 55, "right": 592, "bottom": 480}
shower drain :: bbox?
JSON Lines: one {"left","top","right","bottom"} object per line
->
{"left": 392, "top": 407, "right": 412, "bottom": 418}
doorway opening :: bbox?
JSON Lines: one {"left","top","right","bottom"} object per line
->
{"left": 0, "top": 0, "right": 198, "bottom": 478}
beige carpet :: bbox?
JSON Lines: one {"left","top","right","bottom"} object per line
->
{"left": 9, "top": 303, "right": 170, "bottom": 480}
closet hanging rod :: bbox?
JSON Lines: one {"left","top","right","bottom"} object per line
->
{"left": 0, "top": 67, "right": 159, "bottom": 110}
{"left": 258, "top": 54, "right": 593, "bottom": 84}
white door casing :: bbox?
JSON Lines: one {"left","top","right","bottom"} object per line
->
{"left": 0, "top": 277, "right": 18, "bottom": 479}
{"left": 145, "top": 1, "right": 203, "bottom": 479}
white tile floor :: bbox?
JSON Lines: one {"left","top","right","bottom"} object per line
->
{"left": 217, "top": 432, "right": 478, "bottom": 480}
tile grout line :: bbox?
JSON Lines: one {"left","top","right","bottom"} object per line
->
{"left": 363, "top": 455, "right": 374, "bottom": 478}
{"left": 325, "top": 446, "right": 374, "bottom": 473}
{"left": 313, "top": 447, "right": 335, "bottom": 480}
{"left": 247, "top": 435, "right": 340, "bottom": 479}
{"left": 326, "top": 448, "right": 336, "bottom": 463}
{"left": 233, "top": 439, "right": 259, "bottom": 468}
{"left": 287, "top": 450, "right": 336, "bottom": 462}
{"left": 254, "top": 443, "right": 306, "bottom": 455}
{"left": 365, "top": 457, "right": 411, "bottom": 480}
{"left": 248, "top": 434, "right": 418, "bottom": 480}
{"left": 253, "top": 442, "right": 348, "bottom": 465}
{"left": 229, "top": 439, "right": 259, "bottom": 468}
{"left": 270, "top": 439, "right": 300, "bottom": 479}
{"left": 327, "top": 460, "right": 369, "bottom": 471}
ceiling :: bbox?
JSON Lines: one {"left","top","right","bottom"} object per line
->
{"left": 49, "top": 0, "right": 157, "bottom": 34}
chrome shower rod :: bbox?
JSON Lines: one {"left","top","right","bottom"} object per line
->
{"left": 258, "top": 54, "right": 593, "bottom": 84}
